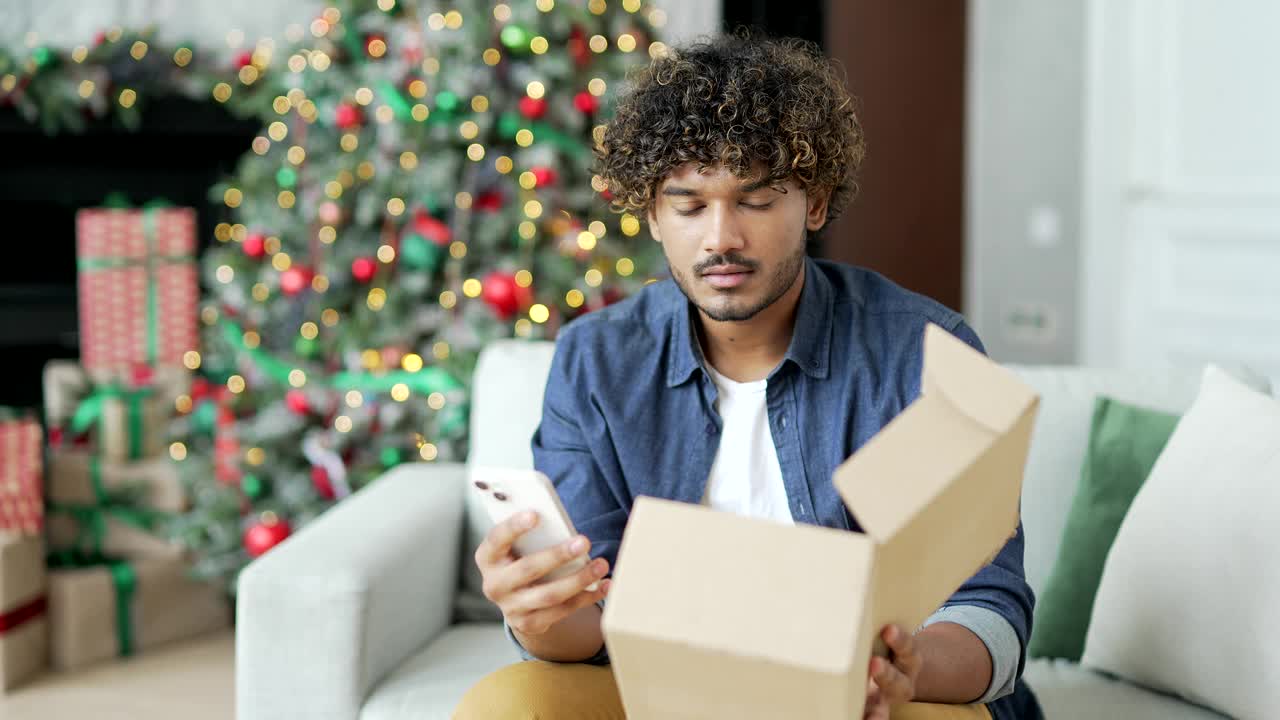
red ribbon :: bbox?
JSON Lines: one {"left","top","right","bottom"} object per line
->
{"left": 0, "top": 594, "right": 46, "bottom": 634}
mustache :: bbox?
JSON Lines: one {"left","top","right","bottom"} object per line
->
{"left": 693, "top": 253, "right": 759, "bottom": 276}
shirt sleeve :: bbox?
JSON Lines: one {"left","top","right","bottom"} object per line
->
{"left": 506, "top": 325, "right": 627, "bottom": 664}
{"left": 929, "top": 319, "right": 1036, "bottom": 696}
{"left": 921, "top": 603, "right": 1021, "bottom": 703}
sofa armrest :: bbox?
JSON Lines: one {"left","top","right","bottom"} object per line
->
{"left": 236, "top": 462, "right": 466, "bottom": 720}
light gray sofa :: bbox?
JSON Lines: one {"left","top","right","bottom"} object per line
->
{"left": 236, "top": 339, "right": 1247, "bottom": 720}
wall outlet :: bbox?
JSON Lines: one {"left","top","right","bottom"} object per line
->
{"left": 1002, "top": 300, "right": 1058, "bottom": 345}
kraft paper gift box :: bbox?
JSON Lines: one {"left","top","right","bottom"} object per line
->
{"left": 45, "top": 504, "right": 181, "bottom": 561}
{"left": 75, "top": 205, "right": 198, "bottom": 374}
{"left": 47, "top": 450, "right": 187, "bottom": 513}
{"left": 43, "top": 361, "right": 189, "bottom": 464}
{"left": 0, "top": 534, "right": 48, "bottom": 692}
{"left": 601, "top": 324, "right": 1041, "bottom": 720}
{"left": 46, "top": 554, "right": 230, "bottom": 671}
{"left": 0, "top": 411, "right": 43, "bottom": 536}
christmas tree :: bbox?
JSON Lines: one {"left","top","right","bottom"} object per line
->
{"left": 167, "top": 0, "right": 667, "bottom": 590}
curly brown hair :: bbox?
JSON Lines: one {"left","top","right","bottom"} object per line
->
{"left": 595, "top": 32, "right": 865, "bottom": 230}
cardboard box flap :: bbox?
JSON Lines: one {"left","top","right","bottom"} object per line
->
{"left": 833, "top": 323, "right": 1039, "bottom": 640}
{"left": 603, "top": 496, "right": 875, "bottom": 675}
{"left": 920, "top": 323, "right": 1038, "bottom": 435}
{"left": 833, "top": 400, "right": 993, "bottom": 543}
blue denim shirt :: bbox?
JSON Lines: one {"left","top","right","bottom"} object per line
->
{"left": 526, "top": 257, "right": 1037, "bottom": 719}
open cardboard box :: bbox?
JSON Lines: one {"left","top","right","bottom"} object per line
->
{"left": 601, "top": 324, "right": 1040, "bottom": 719}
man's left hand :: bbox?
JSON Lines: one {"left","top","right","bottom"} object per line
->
{"left": 864, "top": 624, "right": 922, "bottom": 720}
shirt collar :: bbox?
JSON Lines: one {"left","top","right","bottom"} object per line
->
{"left": 666, "top": 256, "right": 834, "bottom": 388}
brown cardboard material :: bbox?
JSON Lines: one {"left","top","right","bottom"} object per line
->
{"left": 45, "top": 509, "right": 182, "bottom": 561}
{"left": 602, "top": 324, "right": 1040, "bottom": 719}
{"left": 46, "top": 555, "right": 230, "bottom": 672}
{"left": 47, "top": 450, "right": 188, "bottom": 513}
{"left": 0, "top": 534, "right": 48, "bottom": 692}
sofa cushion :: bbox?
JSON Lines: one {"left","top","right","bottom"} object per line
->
{"left": 1082, "top": 366, "right": 1280, "bottom": 720}
{"left": 1024, "top": 659, "right": 1228, "bottom": 720}
{"left": 1028, "top": 396, "right": 1179, "bottom": 661}
{"left": 1005, "top": 365, "right": 1270, "bottom": 599}
{"left": 360, "top": 623, "right": 520, "bottom": 720}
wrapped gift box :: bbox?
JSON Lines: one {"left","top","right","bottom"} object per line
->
{"left": 43, "top": 362, "right": 189, "bottom": 464}
{"left": 0, "top": 534, "right": 48, "bottom": 691}
{"left": 76, "top": 205, "right": 199, "bottom": 373}
{"left": 47, "top": 553, "right": 229, "bottom": 671}
{"left": 47, "top": 450, "right": 187, "bottom": 513}
{"left": 0, "top": 411, "right": 42, "bottom": 536}
{"left": 45, "top": 505, "right": 181, "bottom": 561}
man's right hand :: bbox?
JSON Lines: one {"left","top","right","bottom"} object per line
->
{"left": 476, "top": 510, "right": 611, "bottom": 638}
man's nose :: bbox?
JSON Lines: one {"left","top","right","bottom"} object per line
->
{"left": 702, "top": 204, "right": 746, "bottom": 256}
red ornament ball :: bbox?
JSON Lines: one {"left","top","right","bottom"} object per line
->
{"left": 244, "top": 515, "right": 292, "bottom": 558}
{"left": 335, "top": 103, "right": 363, "bottom": 130}
{"left": 280, "top": 267, "right": 313, "bottom": 296}
{"left": 414, "top": 212, "right": 452, "bottom": 246}
{"left": 235, "top": 51, "right": 254, "bottom": 69}
{"left": 531, "top": 166, "right": 558, "bottom": 188}
{"left": 518, "top": 96, "right": 548, "bottom": 120}
{"left": 243, "top": 233, "right": 266, "bottom": 259}
{"left": 574, "top": 92, "right": 600, "bottom": 115}
{"left": 481, "top": 271, "right": 533, "bottom": 321}
{"left": 351, "top": 257, "right": 378, "bottom": 283}
{"left": 474, "top": 191, "right": 504, "bottom": 213}
{"left": 311, "top": 466, "right": 335, "bottom": 500}
{"left": 285, "top": 389, "right": 310, "bottom": 415}
{"left": 568, "top": 26, "right": 591, "bottom": 68}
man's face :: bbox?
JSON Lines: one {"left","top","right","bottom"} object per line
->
{"left": 648, "top": 163, "right": 830, "bottom": 323}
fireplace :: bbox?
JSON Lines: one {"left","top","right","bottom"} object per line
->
{"left": 0, "top": 96, "right": 258, "bottom": 411}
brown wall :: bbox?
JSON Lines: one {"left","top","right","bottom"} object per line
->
{"left": 823, "top": 0, "right": 968, "bottom": 312}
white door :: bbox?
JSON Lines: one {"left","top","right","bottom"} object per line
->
{"left": 1080, "top": 0, "right": 1280, "bottom": 377}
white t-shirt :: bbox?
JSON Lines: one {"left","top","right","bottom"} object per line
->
{"left": 700, "top": 363, "right": 794, "bottom": 525}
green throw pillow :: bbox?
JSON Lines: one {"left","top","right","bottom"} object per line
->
{"left": 1028, "top": 396, "right": 1180, "bottom": 661}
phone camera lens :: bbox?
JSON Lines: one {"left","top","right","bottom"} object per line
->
{"left": 493, "top": 492, "right": 508, "bottom": 501}
{"left": 474, "top": 481, "right": 490, "bottom": 490}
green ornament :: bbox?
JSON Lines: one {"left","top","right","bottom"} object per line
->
{"left": 435, "top": 91, "right": 459, "bottom": 113}
{"left": 500, "top": 24, "right": 531, "bottom": 53}
{"left": 380, "top": 447, "right": 402, "bottom": 468}
{"left": 497, "top": 112, "right": 521, "bottom": 139}
{"left": 400, "top": 233, "right": 442, "bottom": 272}
{"left": 192, "top": 399, "right": 217, "bottom": 434}
{"left": 31, "top": 46, "right": 56, "bottom": 69}
{"left": 276, "top": 167, "right": 297, "bottom": 188}
{"left": 295, "top": 336, "right": 319, "bottom": 358}
{"left": 241, "top": 474, "right": 266, "bottom": 499}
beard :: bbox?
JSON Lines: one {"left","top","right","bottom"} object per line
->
{"left": 667, "top": 243, "right": 805, "bottom": 323}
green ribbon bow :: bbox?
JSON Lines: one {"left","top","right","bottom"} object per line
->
{"left": 78, "top": 195, "right": 191, "bottom": 366}
{"left": 45, "top": 551, "right": 137, "bottom": 658}
{"left": 48, "top": 502, "right": 173, "bottom": 558}
{"left": 70, "top": 384, "right": 155, "bottom": 460}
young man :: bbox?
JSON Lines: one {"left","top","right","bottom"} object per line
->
{"left": 456, "top": 35, "right": 1040, "bottom": 720}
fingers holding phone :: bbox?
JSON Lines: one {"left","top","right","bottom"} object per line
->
{"left": 471, "top": 469, "right": 611, "bottom": 637}
{"left": 476, "top": 513, "right": 610, "bottom": 635}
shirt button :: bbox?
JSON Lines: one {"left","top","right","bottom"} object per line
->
{"left": 780, "top": 415, "right": 787, "bottom": 429}
{"left": 705, "top": 423, "right": 716, "bottom": 435}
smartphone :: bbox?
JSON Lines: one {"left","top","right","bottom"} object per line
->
{"left": 470, "top": 466, "right": 598, "bottom": 590}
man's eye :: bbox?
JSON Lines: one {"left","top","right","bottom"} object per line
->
{"left": 675, "top": 207, "right": 704, "bottom": 217}
{"left": 741, "top": 202, "right": 774, "bottom": 211}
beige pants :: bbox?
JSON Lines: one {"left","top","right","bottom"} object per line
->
{"left": 454, "top": 660, "right": 993, "bottom": 720}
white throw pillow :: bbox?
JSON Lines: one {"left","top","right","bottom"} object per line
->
{"left": 1081, "top": 365, "right": 1280, "bottom": 720}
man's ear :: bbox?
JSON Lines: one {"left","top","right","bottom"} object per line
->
{"left": 806, "top": 189, "right": 831, "bottom": 232}
{"left": 647, "top": 206, "right": 663, "bottom": 243}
